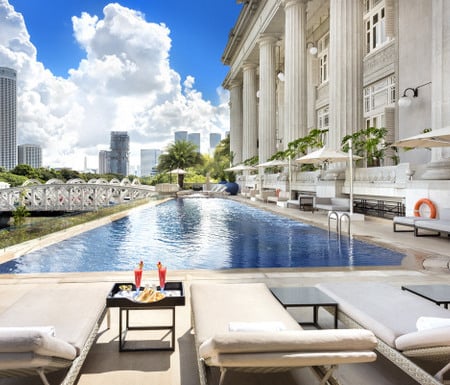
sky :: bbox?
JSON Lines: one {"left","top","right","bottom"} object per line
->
{"left": 0, "top": 0, "right": 242, "bottom": 172}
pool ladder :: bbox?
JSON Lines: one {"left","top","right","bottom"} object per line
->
{"left": 328, "top": 211, "right": 351, "bottom": 238}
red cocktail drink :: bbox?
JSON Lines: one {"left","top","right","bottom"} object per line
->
{"left": 158, "top": 266, "right": 167, "bottom": 291}
{"left": 134, "top": 268, "right": 143, "bottom": 292}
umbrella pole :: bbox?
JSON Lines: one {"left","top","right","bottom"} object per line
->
{"left": 288, "top": 156, "right": 292, "bottom": 199}
{"left": 349, "top": 139, "right": 354, "bottom": 215}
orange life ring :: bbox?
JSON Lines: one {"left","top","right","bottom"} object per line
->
{"left": 413, "top": 198, "right": 437, "bottom": 218}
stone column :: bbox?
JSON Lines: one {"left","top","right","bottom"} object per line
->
{"left": 283, "top": 0, "right": 308, "bottom": 147}
{"left": 258, "top": 35, "right": 278, "bottom": 163}
{"left": 328, "top": 0, "right": 363, "bottom": 149}
{"left": 431, "top": 0, "right": 450, "bottom": 161}
{"left": 229, "top": 81, "right": 243, "bottom": 164}
{"left": 242, "top": 63, "right": 258, "bottom": 161}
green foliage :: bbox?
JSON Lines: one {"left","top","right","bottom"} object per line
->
{"left": 12, "top": 205, "right": 29, "bottom": 227}
{"left": 0, "top": 172, "right": 28, "bottom": 187}
{"left": 342, "top": 127, "right": 388, "bottom": 167}
{"left": 157, "top": 140, "right": 203, "bottom": 188}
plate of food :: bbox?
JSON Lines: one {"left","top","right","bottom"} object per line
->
{"left": 134, "top": 286, "right": 165, "bottom": 303}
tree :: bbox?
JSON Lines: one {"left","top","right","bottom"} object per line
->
{"left": 157, "top": 140, "right": 203, "bottom": 188}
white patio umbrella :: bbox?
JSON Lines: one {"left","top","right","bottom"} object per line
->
{"left": 295, "top": 144, "right": 362, "bottom": 214}
{"left": 225, "top": 164, "right": 257, "bottom": 172}
{"left": 256, "top": 159, "right": 289, "bottom": 168}
{"left": 392, "top": 126, "right": 450, "bottom": 148}
{"left": 169, "top": 168, "right": 187, "bottom": 174}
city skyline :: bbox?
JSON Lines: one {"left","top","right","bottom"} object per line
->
{"left": 0, "top": 0, "right": 241, "bottom": 171}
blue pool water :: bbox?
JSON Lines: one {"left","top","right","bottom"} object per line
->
{"left": 0, "top": 198, "right": 404, "bottom": 274}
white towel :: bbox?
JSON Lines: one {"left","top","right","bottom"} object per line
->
{"left": 228, "top": 321, "right": 286, "bottom": 332}
{"left": 416, "top": 317, "right": 450, "bottom": 331}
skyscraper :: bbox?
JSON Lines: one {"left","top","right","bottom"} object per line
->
{"left": 141, "top": 149, "right": 161, "bottom": 176}
{"left": 110, "top": 131, "right": 129, "bottom": 176}
{"left": 174, "top": 131, "right": 188, "bottom": 142}
{"left": 18, "top": 144, "right": 42, "bottom": 168}
{"left": 188, "top": 132, "right": 200, "bottom": 152}
{"left": 98, "top": 150, "right": 111, "bottom": 174}
{"left": 0, "top": 67, "right": 17, "bottom": 170}
{"left": 209, "top": 133, "right": 221, "bottom": 152}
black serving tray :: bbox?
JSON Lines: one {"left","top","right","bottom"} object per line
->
{"left": 106, "top": 281, "right": 185, "bottom": 308}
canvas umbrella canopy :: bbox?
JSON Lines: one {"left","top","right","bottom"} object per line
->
{"left": 169, "top": 168, "right": 187, "bottom": 174}
{"left": 256, "top": 159, "right": 290, "bottom": 168}
{"left": 294, "top": 147, "right": 362, "bottom": 164}
{"left": 295, "top": 145, "right": 362, "bottom": 214}
{"left": 225, "top": 164, "right": 257, "bottom": 172}
{"left": 392, "top": 126, "right": 450, "bottom": 148}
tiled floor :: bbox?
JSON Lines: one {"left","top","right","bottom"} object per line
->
{"left": 0, "top": 196, "right": 449, "bottom": 385}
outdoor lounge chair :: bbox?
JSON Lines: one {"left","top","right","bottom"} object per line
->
{"left": 415, "top": 208, "right": 450, "bottom": 237}
{"left": 313, "top": 197, "right": 350, "bottom": 212}
{"left": 190, "top": 282, "right": 377, "bottom": 385}
{"left": 392, "top": 216, "right": 434, "bottom": 232}
{"left": 317, "top": 282, "right": 450, "bottom": 385}
{"left": 0, "top": 282, "right": 110, "bottom": 385}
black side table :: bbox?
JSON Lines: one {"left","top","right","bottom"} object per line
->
{"left": 401, "top": 284, "right": 450, "bottom": 309}
{"left": 270, "top": 286, "right": 338, "bottom": 329}
{"left": 106, "top": 281, "right": 185, "bottom": 352}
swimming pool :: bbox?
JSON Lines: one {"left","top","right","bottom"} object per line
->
{"left": 0, "top": 198, "right": 404, "bottom": 274}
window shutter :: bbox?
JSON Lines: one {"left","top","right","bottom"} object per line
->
{"left": 384, "top": 106, "right": 395, "bottom": 142}
{"left": 385, "top": 0, "right": 395, "bottom": 40}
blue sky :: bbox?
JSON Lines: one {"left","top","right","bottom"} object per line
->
{"left": 1, "top": 0, "right": 242, "bottom": 170}
{"left": 9, "top": 0, "right": 242, "bottom": 103}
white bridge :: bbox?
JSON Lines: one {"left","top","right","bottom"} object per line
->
{"left": 0, "top": 178, "right": 158, "bottom": 213}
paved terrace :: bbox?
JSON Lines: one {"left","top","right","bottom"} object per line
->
{"left": 0, "top": 196, "right": 449, "bottom": 385}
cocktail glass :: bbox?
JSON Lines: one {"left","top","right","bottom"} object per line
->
{"left": 158, "top": 266, "right": 167, "bottom": 291}
{"left": 134, "top": 268, "right": 143, "bottom": 295}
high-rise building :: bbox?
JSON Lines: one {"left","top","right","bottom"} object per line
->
{"left": 98, "top": 150, "right": 111, "bottom": 174}
{"left": 18, "top": 144, "right": 42, "bottom": 168}
{"left": 141, "top": 149, "right": 161, "bottom": 176}
{"left": 209, "top": 133, "right": 221, "bottom": 152}
{"left": 174, "top": 131, "right": 188, "bottom": 143}
{"left": 188, "top": 132, "right": 201, "bottom": 152}
{"left": 110, "top": 131, "right": 129, "bottom": 176}
{"left": 0, "top": 67, "right": 17, "bottom": 170}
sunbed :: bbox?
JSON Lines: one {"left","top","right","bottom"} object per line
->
{"left": 414, "top": 208, "right": 450, "bottom": 237}
{"left": 317, "top": 282, "right": 450, "bottom": 385}
{"left": 0, "top": 282, "right": 110, "bottom": 385}
{"left": 392, "top": 216, "right": 434, "bottom": 232}
{"left": 190, "top": 282, "right": 377, "bottom": 385}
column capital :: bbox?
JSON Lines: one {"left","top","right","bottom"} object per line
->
{"left": 282, "top": 0, "right": 309, "bottom": 10}
{"left": 257, "top": 33, "right": 280, "bottom": 46}
{"left": 242, "top": 61, "right": 257, "bottom": 70}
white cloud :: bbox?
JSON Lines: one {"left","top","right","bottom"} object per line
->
{"left": 0, "top": 0, "right": 230, "bottom": 172}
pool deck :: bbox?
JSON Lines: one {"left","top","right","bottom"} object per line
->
{"left": 0, "top": 196, "right": 449, "bottom": 385}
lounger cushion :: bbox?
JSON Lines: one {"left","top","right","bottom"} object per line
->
{"left": 0, "top": 328, "right": 76, "bottom": 360}
{"left": 317, "top": 282, "right": 450, "bottom": 348}
{"left": 395, "top": 326, "right": 450, "bottom": 351}
{"left": 0, "top": 282, "right": 109, "bottom": 354}
{"left": 190, "top": 283, "right": 301, "bottom": 346}
{"left": 199, "top": 329, "right": 377, "bottom": 357}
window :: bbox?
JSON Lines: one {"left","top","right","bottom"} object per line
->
{"left": 317, "top": 106, "right": 329, "bottom": 130}
{"left": 364, "top": 0, "right": 388, "bottom": 54}
{"left": 317, "top": 34, "right": 329, "bottom": 85}
{"left": 363, "top": 75, "right": 395, "bottom": 114}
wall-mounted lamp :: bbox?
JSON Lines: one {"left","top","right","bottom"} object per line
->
{"left": 277, "top": 71, "right": 285, "bottom": 82}
{"left": 398, "top": 81, "right": 431, "bottom": 108}
{"left": 256, "top": 90, "right": 260, "bottom": 98}
{"left": 306, "top": 41, "right": 318, "bottom": 56}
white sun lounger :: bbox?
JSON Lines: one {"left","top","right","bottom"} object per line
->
{"left": 0, "top": 282, "right": 110, "bottom": 385}
{"left": 190, "top": 282, "right": 377, "bottom": 385}
{"left": 317, "top": 282, "right": 450, "bottom": 385}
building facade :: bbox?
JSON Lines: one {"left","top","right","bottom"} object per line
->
{"left": 0, "top": 67, "right": 17, "bottom": 170}
{"left": 110, "top": 131, "right": 129, "bottom": 176}
{"left": 18, "top": 144, "right": 42, "bottom": 168}
{"left": 188, "top": 132, "right": 201, "bottom": 152}
{"left": 222, "top": 0, "right": 450, "bottom": 213}
{"left": 98, "top": 150, "right": 111, "bottom": 175}
{"left": 174, "top": 131, "right": 188, "bottom": 143}
{"left": 209, "top": 132, "right": 222, "bottom": 153}
{"left": 141, "top": 149, "right": 161, "bottom": 176}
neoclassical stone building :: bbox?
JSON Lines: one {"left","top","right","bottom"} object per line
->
{"left": 222, "top": 0, "right": 450, "bottom": 215}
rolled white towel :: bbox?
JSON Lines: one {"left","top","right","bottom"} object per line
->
{"left": 228, "top": 321, "right": 286, "bottom": 332}
{"left": 416, "top": 316, "right": 450, "bottom": 331}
